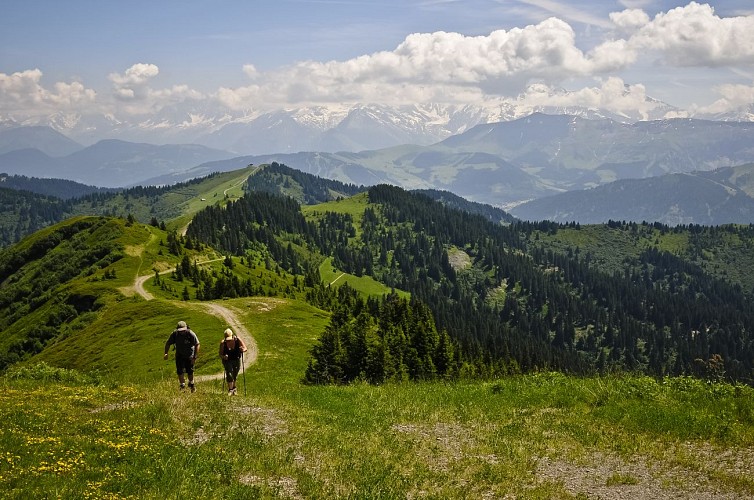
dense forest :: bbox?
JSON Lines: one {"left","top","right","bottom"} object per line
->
{"left": 303, "top": 284, "right": 457, "bottom": 384}
{"left": 187, "top": 181, "right": 754, "bottom": 383}
{"left": 245, "top": 162, "right": 365, "bottom": 203}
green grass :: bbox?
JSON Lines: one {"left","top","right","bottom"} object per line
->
{"left": 167, "top": 165, "right": 258, "bottom": 233}
{"left": 302, "top": 192, "right": 370, "bottom": 238}
{"left": 3, "top": 296, "right": 753, "bottom": 499}
{"left": 34, "top": 297, "right": 225, "bottom": 383}
{"left": 317, "top": 258, "right": 408, "bottom": 298}
{"left": 3, "top": 367, "right": 753, "bottom": 498}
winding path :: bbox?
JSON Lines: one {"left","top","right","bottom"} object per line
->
{"left": 131, "top": 257, "right": 257, "bottom": 382}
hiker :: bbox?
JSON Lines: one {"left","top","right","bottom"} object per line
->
{"left": 163, "top": 320, "right": 201, "bottom": 392}
{"left": 219, "top": 328, "right": 247, "bottom": 395}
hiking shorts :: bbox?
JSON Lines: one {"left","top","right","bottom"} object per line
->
{"left": 175, "top": 355, "right": 195, "bottom": 376}
{"left": 223, "top": 358, "right": 241, "bottom": 383}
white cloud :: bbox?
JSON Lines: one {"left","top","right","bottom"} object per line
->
{"left": 627, "top": 2, "right": 754, "bottom": 67}
{"left": 609, "top": 8, "right": 650, "bottom": 34}
{"left": 219, "top": 17, "right": 637, "bottom": 111}
{"left": 5, "top": 3, "right": 754, "bottom": 131}
{"left": 242, "top": 64, "right": 259, "bottom": 79}
{"left": 512, "top": 77, "right": 661, "bottom": 120}
{"left": 105, "top": 64, "right": 205, "bottom": 115}
{"left": 109, "top": 63, "right": 161, "bottom": 102}
{"left": 696, "top": 82, "right": 754, "bottom": 114}
{"left": 108, "top": 63, "right": 160, "bottom": 87}
{"left": 0, "top": 68, "right": 97, "bottom": 119}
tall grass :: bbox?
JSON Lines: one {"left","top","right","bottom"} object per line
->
{"left": 2, "top": 299, "right": 753, "bottom": 498}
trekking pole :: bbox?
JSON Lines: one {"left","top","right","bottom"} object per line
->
{"left": 242, "top": 351, "right": 247, "bottom": 396}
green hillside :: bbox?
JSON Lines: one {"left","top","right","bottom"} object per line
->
{"left": 538, "top": 221, "right": 754, "bottom": 295}
{"left": 1, "top": 165, "right": 754, "bottom": 498}
{"left": 0, "top": 164, "right": 259, "bottom": 248}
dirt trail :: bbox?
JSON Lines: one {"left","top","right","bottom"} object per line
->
{"left": 330, "top": 272, "right": 346, "bottom": 285}
{"left": 128, "top": 255, "right": 257, "bottom": 382}
{"left": 193, "top": 302, "right": 258, "bottom": 382}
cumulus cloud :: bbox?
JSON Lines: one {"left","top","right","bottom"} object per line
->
{"left": 218, "top": 4, "right": 754, "bottom": 112}
{"left": 609, "top": 8, "right": 650, "bottom": 34}
{"left": 108, "top": 63, "right": 160, "bottom": 102}
{"left": 5, "top": 3, "right": 754, "bottom": 129}
{"left": 108, "top": 63, "right": 159, "bottom": 87}
{"left": 627, "top": 2, "right": 754, "bottom": 67}
{"left": 218, "top": 17, "right": 637, "bottom": 111}
{"left": 0, "top": 68, "right": 97, "bottom": 119}
{"left": 511, "top": 77, "right": 662, "bottom": 120}
{"left": 695, "top": 82, "right": 754, "bottom": 115}
{"left": 104, "top": 63, "right": 205, "bottom": 114}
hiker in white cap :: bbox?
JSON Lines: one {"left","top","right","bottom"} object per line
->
{"left": 164, "top": 320, "right": 201, "bottom": 392}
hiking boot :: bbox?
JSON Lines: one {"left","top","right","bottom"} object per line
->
{"left": 189, "top": 383, "right": 196, "bottom": 393}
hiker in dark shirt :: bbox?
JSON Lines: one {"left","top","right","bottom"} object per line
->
{"left": 219, "top": 328, "right": 247, "bottom": 395}
{"left": 164, "top": 320, "right": 201, "bottom": 392}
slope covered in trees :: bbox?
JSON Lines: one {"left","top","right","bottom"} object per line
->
{"left": 0, "top": 217, "right": 125, "bottom": 369}
{"left": 246, "top": 161, "right": 366, "bottom": 204}
{"left": 186, "top": 177, "right": 754, "bottom": 383}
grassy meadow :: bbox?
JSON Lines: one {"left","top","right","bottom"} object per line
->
{"left": 2, "top": 294, "right": 753, "bottom": 499}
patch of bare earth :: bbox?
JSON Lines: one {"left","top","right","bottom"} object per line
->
{"left": 232, "top": 404, "right": 288, "bottom": 440}
{"left": 181, "top": 426, "right": 211, "bottom": 446}
{"left": 239, "top": 473, "right": 303, "bottom": 499}
{"left": 536, "top": 444, "right": 754, "bottom": 499}
{"left": 89, "top": 400, "right": 140, "bottom": 413}
{"left": 447, "top": 248, "right": 471, "bottom": 271}
{"left": 394, "top": 422, "right": 501, "bottom": 498}
{"left": 243, "top": 298, "right": 285, "bottom": 313}
{"left": 392, "top": 422, "right": 475, "bottom": 473}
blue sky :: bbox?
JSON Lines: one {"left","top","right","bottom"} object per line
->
{"left": 2, "top": 1, "right": 754, "bottom": 130}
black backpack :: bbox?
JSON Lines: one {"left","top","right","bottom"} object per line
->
{"left": 223, "top": 337, "right": 242, "bottom": 360}
{"left": 173, "top": 329, "right": 197, "bottom": 357}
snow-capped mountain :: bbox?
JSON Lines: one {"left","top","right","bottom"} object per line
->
{"left": 0, "top": 84, "right": 690, "bottom": 155}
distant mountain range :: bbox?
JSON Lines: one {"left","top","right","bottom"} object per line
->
{"left": 0, "top": 85, "right": 686, "bottom": 154}
{"left": 144, "top": 114, "right": 754, "bottom": 209}
{"left": 509, "top": 164, "right": 754, "bottom": 225}
{"left": 0, "top": 126, "right": 83, "bottom": 157}
{"left": 0, "top": 137, "right": 233, "bottom": 187}
{"left": 0, "top": 173, "right": 113, "bottom": 199}
{"left": 5, "top": 109, "right": 754, "bottom": 225}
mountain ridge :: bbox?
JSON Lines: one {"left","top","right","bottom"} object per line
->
{"left": 0, "top": 139, "right": 234, "bottom": 187}
{"left": 510, "top": 164, "right": 754, "bottom": 225}
{"left": 0, "top": 84, "right": 686, "bottom": 153}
